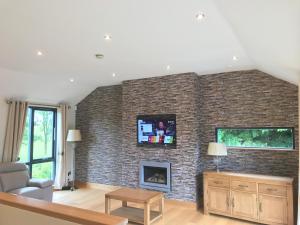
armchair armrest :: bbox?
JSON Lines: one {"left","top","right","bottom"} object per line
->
{"left": 28, "top": 178, "right": 53, "bottom": 188}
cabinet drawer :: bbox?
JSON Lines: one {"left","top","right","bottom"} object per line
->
{"left": 208, "top": 178, "right": 229, "bottom": 188}
{"left": 231, "top": 180, "right": 256, "bottom": 192}
{"left": 259, "top": 184, "right": 287, "bottom": 196}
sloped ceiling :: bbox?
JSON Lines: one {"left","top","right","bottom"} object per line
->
{"left": 214, "top": 0, "right": 300, "bottom": 84}
{"left": 0, "top": 0, "right": 299, "bottom": 104}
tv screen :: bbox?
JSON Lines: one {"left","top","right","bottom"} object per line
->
{"left": 137, "top": 114, "right": 176, "bottom": 148}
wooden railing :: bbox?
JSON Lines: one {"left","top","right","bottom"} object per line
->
{"left": 0, "top": 192, "right": 128, "bottom": 225}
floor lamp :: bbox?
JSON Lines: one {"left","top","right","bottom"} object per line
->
{"left": 66, "top": 129, "right": 82, "bottom": 191}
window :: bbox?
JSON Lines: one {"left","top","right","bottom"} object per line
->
{"left": 216, "top": 127, "right": 294, "bottom": 150}
{"left": 19, "top": 107, "right": 57, "bottom": 179}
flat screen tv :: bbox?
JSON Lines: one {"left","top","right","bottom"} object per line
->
{"left": 137, "top": 114, "right": 176, "bottom": 148}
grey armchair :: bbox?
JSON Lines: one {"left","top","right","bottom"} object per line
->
{"left": 0, "top": 162, "right": 53, "bottom": 202}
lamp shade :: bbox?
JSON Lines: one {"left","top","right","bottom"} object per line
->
{"left": 207, "top": 142, "right": 227, "bottom": 156}
{"left": 67, "top": 129, "right": 82, "bottom": 142}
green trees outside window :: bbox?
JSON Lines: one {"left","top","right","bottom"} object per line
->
{"left": 216, "top": 128, "right": 294, "bottom": 150}
{"left": 19, "top": 107, "right": 57, "bottom": 180}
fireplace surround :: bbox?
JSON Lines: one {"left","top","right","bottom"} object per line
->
{"left": 139, "top": 160, "right": 171, "bottom": 192}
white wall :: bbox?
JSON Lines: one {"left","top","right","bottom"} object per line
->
{"left": 0, "top": 97, "right": 8, "bottom": 160}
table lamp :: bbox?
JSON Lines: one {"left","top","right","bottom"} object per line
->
{"left": 207, "top": 142, "right": 227, "bottom": 172}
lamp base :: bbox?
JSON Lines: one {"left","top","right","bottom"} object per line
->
{"left": 62, "top": 180, "right": 76, "bottom": 191}
{"left": 62, "top": 185, "right": 72, "bottom": 191}
{"left": 62, "top": 185, "right": 77, "bottom": 191}
{"left": 213, "top": 156, "right": 222, "bottom": 172}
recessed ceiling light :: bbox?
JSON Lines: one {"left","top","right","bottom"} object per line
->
{"left": 69, "top": 78, "right": 75, "bottom": 83}
{"left": 95, "top": 54, "right": 104, "bottom": 59}
{"left": 112, "top": 73, "right": 116, "bottom": 77}
{"left": 196, "top": 12, "right": 205, "bottom": 21}
{"left": 37, "top": 50, "right": 43, "bottom": 56}
{"left": 166, "top": 65, "right": 171, "bottom": 71}
{"left": 104, "top": 34, "right": 112, "bottom": 40}
{"left": 232, "top": 56, "right": 238, "bottom": 61}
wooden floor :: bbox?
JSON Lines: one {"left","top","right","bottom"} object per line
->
{"left": 53, "top": 186, "right": 258, "bottom": 225}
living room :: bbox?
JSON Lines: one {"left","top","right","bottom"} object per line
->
{"left": 0, "top": 1, "right": 299, "bottom": 225}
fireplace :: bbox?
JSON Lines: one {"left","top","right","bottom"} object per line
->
{"left": 139, "top": 160, "right": 171, "bottom": 192}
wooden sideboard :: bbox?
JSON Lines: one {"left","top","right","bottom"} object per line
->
{"left": 203, "top": 171, "right": 294, "bottom": 225}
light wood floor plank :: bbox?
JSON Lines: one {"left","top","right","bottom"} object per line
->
{"left": 53, "top": 187, "right": 258, "bottom": 225}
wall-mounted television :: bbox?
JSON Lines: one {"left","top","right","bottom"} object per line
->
{"left": 137, "top": 114, "right": 176, "bottom": 148}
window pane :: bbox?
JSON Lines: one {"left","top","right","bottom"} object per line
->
{"left": 32, "top": 162, "right": 54, "bottom": 179}
{"left": 19, "top": 108, "right": 31, "bottom": 163}
{"left": 33, "top": 110, "right": 54, "bottom": 160}
{"left": 216, "top": 128, "right": 294, "bottom": 149}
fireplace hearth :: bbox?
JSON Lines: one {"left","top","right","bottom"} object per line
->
{"left": 139, "top": 160, "right": 171, "bottom": 192}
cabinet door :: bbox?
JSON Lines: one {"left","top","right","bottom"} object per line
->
{"left": 231, "top": 191, "right": 258, "bottom": 220}
{"left": 259, "top": 195, "right": 288, "bottom": 225}
{"left": 207, "top": 187, "right": 230, "bottom": 215}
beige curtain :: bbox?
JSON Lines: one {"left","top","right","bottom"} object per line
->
{"left": 54, "top": 104, "right": 68, "bottom": 189}
{"left": 2, "top": 101, "right": 28, "bottom": 162}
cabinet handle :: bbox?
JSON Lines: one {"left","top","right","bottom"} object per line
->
{"left": 238, "top": 184, "right": 248, "bottom": 188}
{"left": 266, "top": 188, "right": 277, "bottom": 192}
{"left": 259, "top": 202, "right": 262, "bottom": 212}
{"left": 226, "top": 196, "right": 229, "bottom": 208}
{"left": 232, "top": 197, "right": 235, "bottom": 208}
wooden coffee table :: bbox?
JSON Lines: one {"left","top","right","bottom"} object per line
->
{"left": 105, "top": 188, "right": 164, "bottom": 225}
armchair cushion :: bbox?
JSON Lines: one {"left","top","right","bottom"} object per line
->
{"left": 0, "top": 163, "right": 27, "bottom": 173}
{"left": 28, "top": 178, "right": 53, "bottom": 188}
{"left": 0, "top": 170, "right": 29, "bottom": 192}
{"left": 10, "top": 187, "right": 42, "bottom": 199}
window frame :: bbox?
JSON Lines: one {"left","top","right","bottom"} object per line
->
{"left": 215, "top": 127, "right": 295, "bottom": 150}
{"left": 25, "top": 106, "right": 57, "bottom": 179}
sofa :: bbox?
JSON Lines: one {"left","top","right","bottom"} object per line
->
{"left": 0, "top": 162, "right": 53, "bottom": 202}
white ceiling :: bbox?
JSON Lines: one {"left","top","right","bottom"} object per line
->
{"left": 0, "top": 0, "right": 299, "bottom": 104}
{"left": 214, "top": 0, "right": 300, "bottom": 84}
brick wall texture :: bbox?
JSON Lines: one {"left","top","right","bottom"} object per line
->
{"left": 121, "top": 73, "right": 200, "bottom": 200}
{"left": 75, "top": 85, "right": 122, "bottom": 186}
{"left": 198, "top": 70, "right": 298, "bottom": 206}
{"left": 75, "top": 70, "right": 298, "bottom": 203}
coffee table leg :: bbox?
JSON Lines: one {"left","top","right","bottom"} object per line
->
{"left": 144, "top": 203, "right": 150, "bottom": 225}
{"left": 105, "top": 197, "right": 111, "bottom": 214}
{"left": 122, "top": 201, "right": 127, "bottom": 207}
{"left": 159, "top": 197, "right": 164, "bottom": 218}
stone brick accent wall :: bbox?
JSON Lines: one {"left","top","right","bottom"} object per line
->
{"left": 198, "top": 70, "right": 298, "bottom": 204}
{"left": 121, "top": 73, "right": 200, "bottom": 201}
{"left": 75, "top": 70, "right": 298, "bottom": 204}
{"left": 75, "top": 85, "right": 122, "bottom": 185}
